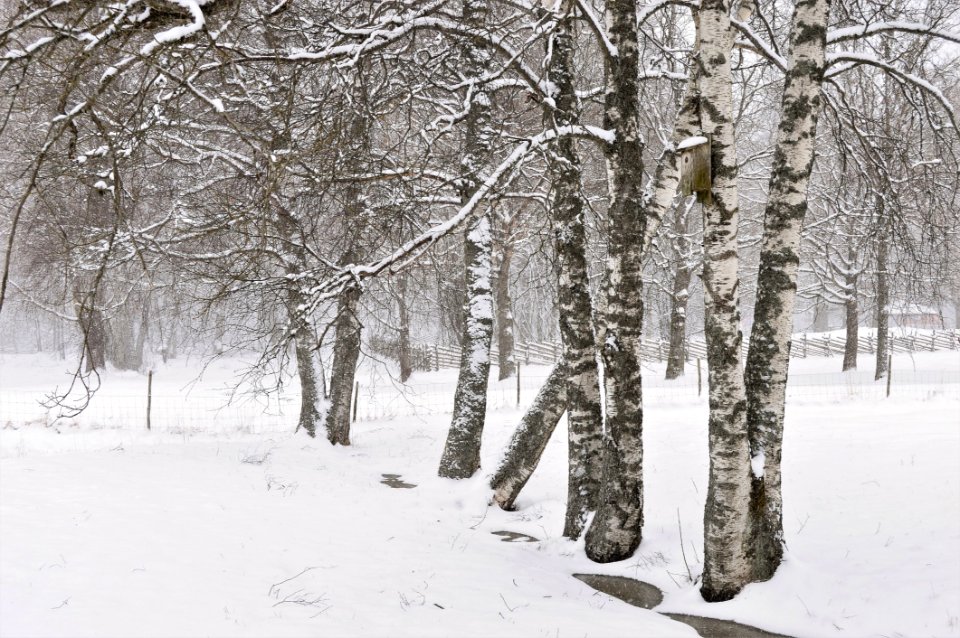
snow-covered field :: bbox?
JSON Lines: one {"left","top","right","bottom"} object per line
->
{"left": 1, "top": 349, "right": 958, "bottom": 637}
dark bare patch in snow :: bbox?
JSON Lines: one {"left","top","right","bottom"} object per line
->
{"left": 490, "top": 530, "right": 539, "bottom": 543}
{"left": 380, "top": 473, "right": 416, "bottom": 489}
{"left": 574, "top": 574, "right": 794, "bottom": 638}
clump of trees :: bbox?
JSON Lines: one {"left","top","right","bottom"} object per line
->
{"left": 1, "top": 0, "right": 957, "bottom": 602}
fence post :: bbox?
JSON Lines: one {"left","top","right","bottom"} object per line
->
{"left": 802, "top": 333, "right": 808, "bottom": 358}
{"left": 146, "top": 370, "right": 153, "bottom": 431}
{"left": 352, "top": 381, "right": 360, "bottom": 422}
{"left": 886, "top": 354, "right": 892, "bottom": 398}
{"left": 434, "top": 345, "right": 440, "bottom": 371}
{"left": 516, "top": 362, "right": 521, "bottom": 407}
{"left": 696, "top": 358, "right": 702, "bottom": 397}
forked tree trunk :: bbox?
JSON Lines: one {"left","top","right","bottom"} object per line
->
{"left": 490, "top": 364, "right": 567, "bottom": 509}
{"left": 697, "top": 0, "right": 753, "bottom": 602}
{"left": 438, "top": 0, "right": 495, "bottom": 479}
{"left": 743, "top": 0, "right": 831, "bottom": 585}
{"left": 545, "top": 11, "right": 604, "bottom": 540}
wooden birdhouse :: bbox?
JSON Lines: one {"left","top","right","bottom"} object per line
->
{"left": 678, "top": 135, "right": 712, "bottom": 204}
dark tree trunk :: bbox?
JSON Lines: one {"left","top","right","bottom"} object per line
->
{"left": 396, "top": 273, "right": 413, "bottom": 383}
{"left": 842, "top": 268, "right": 859, "bottom": 371}
{"left": 875, "top": 211, "right": 890, "bottom": 380}
{"left": 325, "top": 285, "right": 362, "bottom": 445}
{"left": 494, "top": 227, "right": 517, "bottom": 380}
{"left": 490, "top": 364, "right": 567, "bottom": 510}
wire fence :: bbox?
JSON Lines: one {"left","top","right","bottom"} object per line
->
{"left": 2, "top": 364, "right": 957, "bottom": 434}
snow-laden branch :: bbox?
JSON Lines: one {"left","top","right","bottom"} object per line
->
{"left": 731, "top": 18, "right": 787, "bottom": 71}
{"left": 225, "top": 16, "right": 548, "bottom": 97}
{"left": 141, "top": 0, "right": 209, "bottom": 57}
{"left": 301, "top": 124, "right": 613, "bottom": 309}
{"left": 574, "top": 0, "right": 617, "bottom": 59}
{"left": 828, "top": 21, "right": 960, "bottom": 46}
{"left": 826, "top": 51, "right": 959, "bottom": 132}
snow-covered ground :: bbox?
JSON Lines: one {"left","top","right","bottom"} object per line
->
{"left": 1, "top": 349, "right": 958, "bottom": 637}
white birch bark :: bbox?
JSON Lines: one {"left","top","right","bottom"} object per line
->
{"left": 584, "top": 0, "right": 647, "bottom": 563}
{"left": 543, "top": 10, "right": 605, "bottom": 540}
{"left": 744, "top": 0, "right": 832, "bottom": 583}
{"left": 697, "top": 0, "right": 752, "bottom": 602}
{"left": 438, "top": 0, "right": 495, "bottom": 479}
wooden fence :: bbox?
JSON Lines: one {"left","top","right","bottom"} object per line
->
{"left": 406, "top": 330, "right": 960, "bottom": 371}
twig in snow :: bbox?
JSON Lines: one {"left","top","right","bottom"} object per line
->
{"left": 677, "top": 508, "right": 693, "bottom": 582}
{"left": 268, "top": 566, "right": 319, "bottom": 597}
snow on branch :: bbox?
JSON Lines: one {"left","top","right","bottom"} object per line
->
{"left": 826, "top": 51, "right": 959, "bottom": 133}
{"left": 731, "top": 18, "right": 787, "bottom": 71}
{"left": 828, "top": 21, "right": 960, "bottom": 46}
{"left": 301, "top": 125, "right": 613, "bottom": 309}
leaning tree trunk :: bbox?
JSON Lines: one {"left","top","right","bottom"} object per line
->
{"left": 743, "top": 0, "right": 831, "bottom": 585}
{"left": 490, "top": 364, "right": 568, "bottom": 509}
{"left": 545, "top": 10, "right": 604, "bottom": 540}
{"left": 665, "top": 203, "right": 694, "bottom": 380}
{"left": 494, "top": 222, "right": 517, "bottom": 380}
{"left": 697, "top": 0, "right": 753, "bottom": 602}
{"left": 438, "top": 0, "right": 495, "bottom": 479}
{"left": 584, "top": 0, "right": 647, "bottom": 564}
{"left": 874, "top": 210, "right": 890, "bottom": 380}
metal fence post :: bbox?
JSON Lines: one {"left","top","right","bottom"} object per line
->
{"left": 696, "top": 358, "right": 702, "bottom": 397}
{"left": 146, "top": 370, "right": 153, "bottom": 431}
{"left": 886, "top": 354, "right": 892, "bottom": 398}
{"left": 352, "top": 381, "right": 360, "bottom": 422}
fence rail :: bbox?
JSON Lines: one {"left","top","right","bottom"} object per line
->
{"left": 2, "top": 365, "right": 957, "bottom": 433}
{"left": 406, "top": 330, "right": 960, "bottom": 371}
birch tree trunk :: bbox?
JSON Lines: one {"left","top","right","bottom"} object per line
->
{"left": 584, "top": 0, "right": 647, "bottom": 563}
{"left": 490, "top": 364, "right": 567, "bottom": 509}
{"left": 438, "top": 0, "right": 495, "bottom": 479}
{"left": 743, "top": 0, "right": 831, "bottom": 584}
{"left": 665, "top": 204, "right": 694, "bottom": 380}
{"left": 697, "top": 0, "right": 752, "bottom": 601}
{"left": 545, "top": 10, "right": 604, "bottom": 540}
